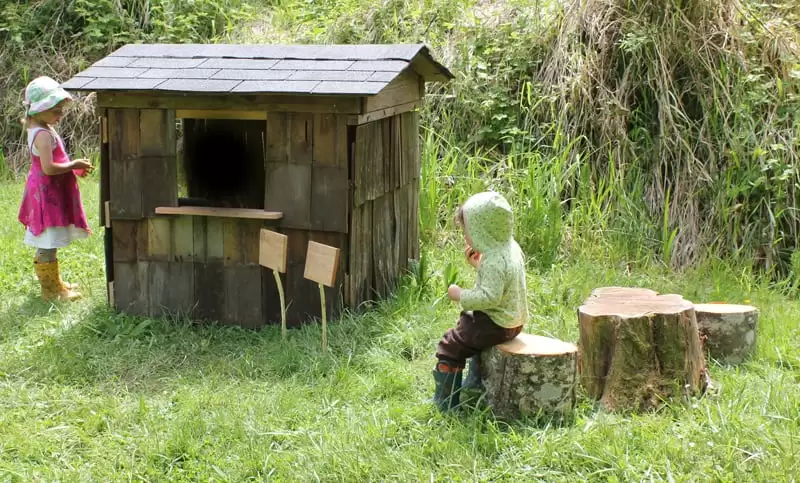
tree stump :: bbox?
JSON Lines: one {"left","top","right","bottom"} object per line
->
{"left": 694, "top": 303, "right": 758, "bottom": 365}
{"left": 578, "top": 287, "right": 708, "bottom": 411}
{"left": 481, "top": 333, "right": 579, "bottom": 421}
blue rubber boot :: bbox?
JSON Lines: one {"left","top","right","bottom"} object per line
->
{"left": 432, "top": 360, "right": 462, "bottom": 412}
{"left": 462, "top": 356, "right": 483, "bottom": 391}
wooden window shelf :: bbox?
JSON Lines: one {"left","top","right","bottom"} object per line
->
{"left": 154, "top": 206, "right": 283, "bottom": 220}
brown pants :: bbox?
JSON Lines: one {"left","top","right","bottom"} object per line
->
{"left": 436, "top": 311, "right": 523, "bottom": 369}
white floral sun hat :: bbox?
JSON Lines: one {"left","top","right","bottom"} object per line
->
{"left": 24, "top": 76, "right": 73, "bottom": 117}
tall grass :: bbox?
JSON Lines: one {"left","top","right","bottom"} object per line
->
{"left": 1, "top": 143, "right": 799, "bottom": 480}
{"left": 3, "top": 0, "right": 798, "bottom": 273}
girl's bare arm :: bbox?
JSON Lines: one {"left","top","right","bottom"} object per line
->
{"left": 34, "top": 132, "right": 86, "bottom": 175}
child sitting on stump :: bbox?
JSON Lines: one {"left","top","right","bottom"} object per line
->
{"left": 433, "top": 191, "right": 528, "bottom": 412}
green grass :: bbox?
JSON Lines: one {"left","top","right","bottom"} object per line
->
{"left": 1, "top": 162, "right": 799, "bottom": 481}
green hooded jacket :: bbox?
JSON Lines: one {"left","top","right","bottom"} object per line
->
{"left": 459, "top": 191, "right": 528, "bottom": 329}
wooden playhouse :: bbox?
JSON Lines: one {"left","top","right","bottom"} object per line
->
{"left": 62, "top": 43, "right": 453, "bottom": 328}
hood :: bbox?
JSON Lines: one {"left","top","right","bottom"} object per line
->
{"left": 461, "top": 191, "right": 514, "bottom": 252}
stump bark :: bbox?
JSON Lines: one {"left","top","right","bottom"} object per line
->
{"left": 578, "top": 287, "right": 707, "bottom": 411}
{"left": 694, "top": 303, "right": 758, "bottom": 365}
{"left": 481, "top": 333, "right": 578, "bottom": 420}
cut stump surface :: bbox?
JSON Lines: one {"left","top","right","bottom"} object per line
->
{"left": 694, "top": 303, "right": 758, "bottom": 365}
{"left": 481, "top": 333, "right": 578, "bottom": 420}
{"left": 578, "top": 287, "right": 707, "bottom": 411}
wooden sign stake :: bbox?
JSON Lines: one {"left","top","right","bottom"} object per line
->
{"left": 259, "top": 229, "right": 289, "bottom": 339}
{"left": 319, "top": 284, "right": 327, "bottom": 352}
{"left": 304, "top": 241, "right": 341, "bottom": 353}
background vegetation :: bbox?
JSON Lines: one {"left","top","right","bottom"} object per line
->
{"left": 1, "top": 0, "right": 799, "bottom": 480}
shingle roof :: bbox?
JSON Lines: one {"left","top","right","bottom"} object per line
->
{"left": 62, "top": 44, "right": 453, "bottom": 95}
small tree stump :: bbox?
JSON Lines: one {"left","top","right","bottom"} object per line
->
{"left": 481, "top": 333, "right": 579, "bottom": 420}
{"left": 578, "top": 287, "right": 707, "bottom": 411}
{"left": 694, "top": 303, "right": 758, "bottom": 365}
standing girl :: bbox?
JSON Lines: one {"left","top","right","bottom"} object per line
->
{"left": 18, "top": 76, "right": 92, "bottom": 302}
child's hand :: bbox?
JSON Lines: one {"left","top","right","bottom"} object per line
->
{"left": 447, "top": 284, "right": 462, "bottom": 301}
{"left": 465, "top": 246, "right": 481, "bottom": 268}
{"left": 72, "top": 159, "right": 92, "bottom": 177}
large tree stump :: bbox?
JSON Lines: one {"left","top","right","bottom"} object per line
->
{"left": 481, "top": 333, "right": 579, "bottom": 421}
{"left": 578, "top": 287, "right": 708, "bottom": 411}
{"left": 694, "top": 303, "right": 758, "bottom": 365}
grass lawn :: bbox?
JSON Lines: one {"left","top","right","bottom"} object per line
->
{"left": 0, "top": 175, "right": 798, "bottom": 481}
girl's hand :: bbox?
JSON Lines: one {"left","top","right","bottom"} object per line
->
{"left": 447, "top": 284, "right": 462, "bottom": 302}
{"left": 465, "top": 246, "right": 481, "bottom": 268}
{"left": 72, "top": 159, "right": 92, "bottom": 177}
{"left": 72, "top": 159, "right": 92, "bottom": 170}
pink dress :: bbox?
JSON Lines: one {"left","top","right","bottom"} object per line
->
{"left": 18, "top": 127, "right": 90, "bottom": 249}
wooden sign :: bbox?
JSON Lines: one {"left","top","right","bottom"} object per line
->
{"left": 259, "top": 229, "right": 288, "bottom": 272}
{"left": 304, "top": 241, "right": 341, "bottom": 354}
{"left": 304, "top": 241, "right": 340, "bottom": 287}
{"left": 259, "top": 229, "right": 289, "bottom": 339}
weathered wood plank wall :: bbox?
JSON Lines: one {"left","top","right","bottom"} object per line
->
{"left": 349, "top": 109, "right": 420, "bottom": 309}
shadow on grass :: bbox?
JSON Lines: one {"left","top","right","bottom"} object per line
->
{"left": 2, "top": 281, "right": 439, "bottom": 396}
{"left": 0, "top": 293, "right": 66, "bottom": 342}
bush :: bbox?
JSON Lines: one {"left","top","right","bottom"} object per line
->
{"left": 0, "top": 0, "right": 254, "bottom": 174}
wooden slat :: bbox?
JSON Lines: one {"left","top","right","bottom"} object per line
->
{"left": 347, "top": 100, "right": 421, "bottom": 126}
{"left": 147, "top": 217, "right": 171, "bottom": 261}
{"left": 312, "top": 114, "right": 348, "bottom": 168}
{"left": 141, "top": 157, "right": 178, "bottom": 216}
{"left": 193, "top": 216, "right": 208, "bottom": 262}
{"left": 167, "top": 262, "right": 195, "bottom": 317}
{"left": 372, "top": 194, "right": 394, "bottom": 297}
{"left": 352, "top": 121, "right": 383, "bottom": 205}
{"left": 223, "top": 219, "right": 242, "bottom": 266}
{"left": 382, "top": 118, "right": 393, "bottom": 194}
{"left": 363, "top": 71, "right": 422, "bottom": 113}
{"left": 154, "top": 206, "right": 282, "bottom": 220}
{"left": 113, "top": 262, "right": 148, "bottom": 316}
{"left": 264, "top": 163, "right": 311, "bottom": 229}
{"left": 139, "top": 109, "right": 177, "bottom": 216}
{"left": 99, "top": 110, "right": 110, "bottom": 226}
{"left": 194, "top": 261, "right": 225, "bottom": 323}
{"left": 140, "top": 109, "right": 176, "bottom": 156}
{"left": 385, "top": 191, "right": 400, "bottom": 290}
{"left": 148, "top": 261, "right": 195, "bottom": 318}
{"left": 173, "top": 216, "right": 194, "bottom": 261}
{"left": 240, "top": 220, "right": 261, "bottom": 266}
{"left": 311, "top": 113, "right": 348, "bottom": 232}
{"left": 394, "top": 186, "right": 409, "bottom": 274}
{"left": 104, "top": 202, "right": 111, "bottom": 228}
{"left": 108, "top": 109, "right": 142, "bottom": 219}
{"left": 223, "top": 266, "right": 263, "bottom": 329}
{"left": 109, "top": 108, "right": 140, "bottom": 162}
{"left": 310, "top": 166, "right": 348, "bottom": 233}
{"left": 146, "top": 261, "right": 168, "bottom": 317}
{"left": 290, "top": 113, "right": 314, "bottom": 164}
{"left": 266, "top": 112, "right": 289, "bottom": 164}
{"left": 402, "top": 111, "right": 421, "bottom": 182}
{"left": 207, "top": 218, "right": 224, "bottom": 259}
{"left": 97, "top": 92, "right": 362, "bottom": 114}
{"left": 177, "top": 109, "right": 267, "bottom": 120}
{"left": 391, "top": 115, "right": 403, "bottom": 191}
{"left": 104, "top": 227, "right": 114, "bottom": 291}
{"left": 111, "top": 220, "right": 139, "bottom": 262}
{"left": 348, "top": 201, "right": 374, "bottom": 306}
